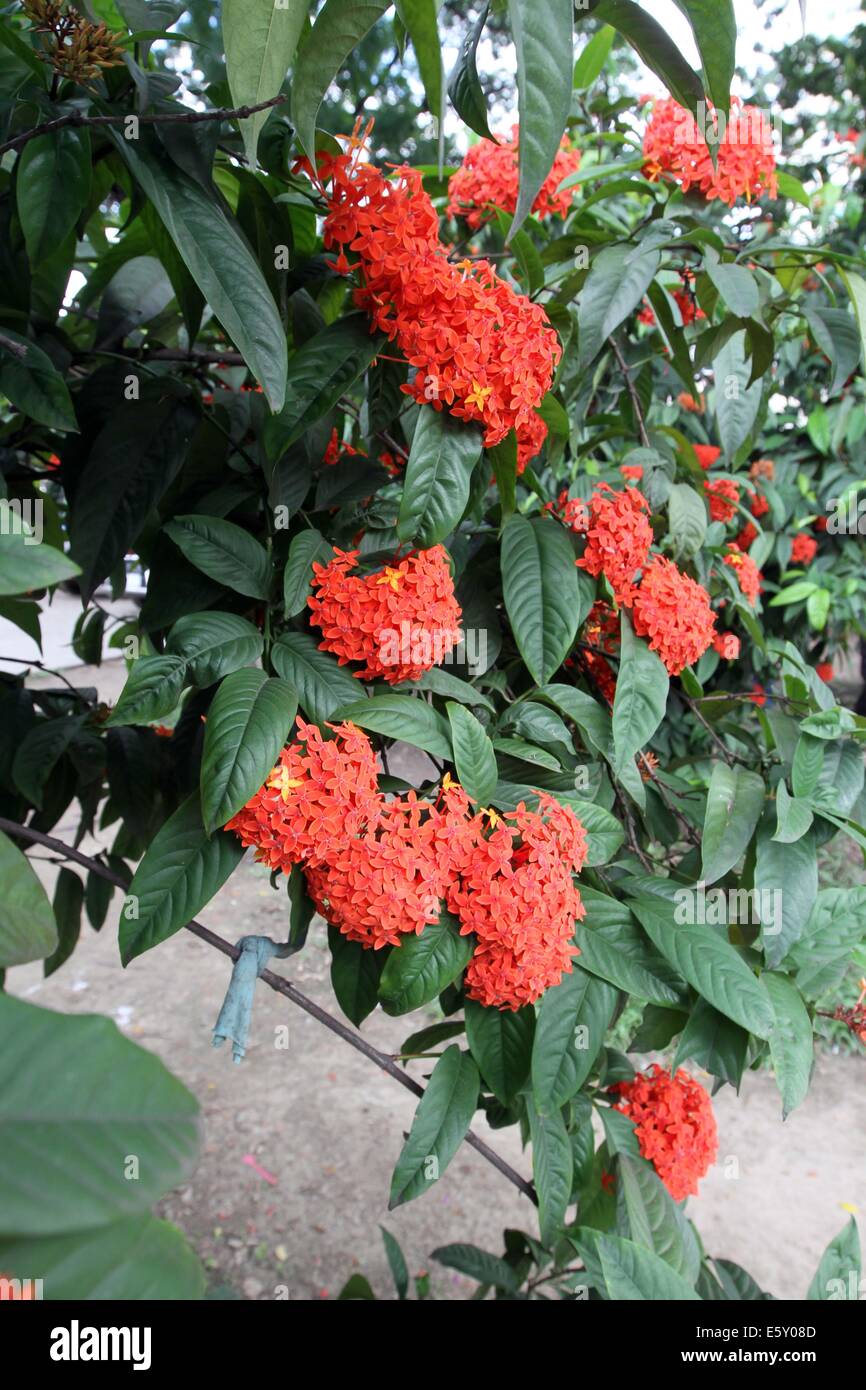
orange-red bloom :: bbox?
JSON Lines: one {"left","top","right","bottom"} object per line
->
{"left": 713, "top": 631, "right": 740, "bottom": 660}
{"left": 749, "top": 489, "right": 770, "bottom": 518}
{"left": 631, "top": 556, "right": 717, "bottom": 675}
{"left": 577, "top": 484, "right": 653, "bottom": 607}
{"left": 308, "top": 546, "right": 462, "bottom": 684}
{"left": 750, "top": 457, "right": 775, "bottom": 481}
{"left": 694, "top": 444, "right": 721, "bottom": 470}
{"left": 614, "top": 1065, "right": 718, "bottom": 1200}
{"left": 815, "top": 661, "right": 833, "bottom": 682}
{"left": 678, "top": 392, "right": 704, "bottom": 413}
{"left": 544, "top": 488, "right": 589, "bottom": 533}
{"left": 724, "top": 542, "right": 762, "bottom": 606}
{"left": 643, "top": 97, "right": 778, "bottom": 206}
{"left": 705, "top": 476, "right": 740, "bottom": 524}
{"left": 319, "top": 142, "right": 559, "bottom": 470}
{"left": 448, "top": 795, "right": 588, "bottom": 1010}
{"left": 790, "top": 532, "right": 818, "bottom": 566}
{"left": 735, "top": 520, "right": 758, "bottom": 550}
{"left": 225, "top": 719, "right": 382, "bottom": 870}
{"left": 446, "top": 125, "right": 581, "bottom": 229}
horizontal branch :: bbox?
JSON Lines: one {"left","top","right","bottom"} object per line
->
{"left": 0, "top": 816, "right": 537, "bottom": 1207}
{"left": 0, "top": 94, "right": 286, "bottom": 158}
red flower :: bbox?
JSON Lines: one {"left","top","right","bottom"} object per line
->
{"left": 724, "top": 542, "right": 762, "bottom": 605}
{"left": 308, "top": 546, "right": 462, "bottom": 684}
{"left": 620, "top": 464, "right": 644, "bottom": 482}
{"left": 749, "top": 489, "right": 770, "bottom": 518}
{"left": 694, "top": 444, "right": 721, "bottom": 470}
{"left": 750, "top": 457, "right": 775, "bottom": 481}
{"left": 678, "top": 392, "right": 704, "bottom": 414}
{"left": 577, "top": 484, "right": 653, "bottom": 607}
{"left": 705, "top": 477, "right": 740, "bottom": 524}
{"left": 643, "top": 97, "right": 777, "bottom": 206}
{"left": 814, "top": 514, "right": 828, "bottom": 533}
{"left": 631, "top": 556, "right": 716, "bottom": 675}
{"left": 750, "top": 682, "right": 767, "bottom": 706}
{"left": 815, "top": 662, "right": 833, "bottom": 682}
{"left": 672, "top": 287, "right": 705, "bottom": 325}
{"left": 225, "top": 719, "right": 382, "bottom": 870}
{"left": 446, "top": 125, "right": 581, "bottom": 229}
{"left": 579, "top": 600, "right": 620, "bottom": 704}
{"left": 448, "top": 795, "right": 589, "bottom": 1010}
{"left": 713, "top": 632, "right": 740, "bottom": 660}
{"left": 614, "top": 1065, "right": 718, "bottom": 1201}
{"left": 638, "top": 302, "right": 655, "bottom": 326}
{"left": 790, "top": 532, "right": 818, "bottom": 566}
{"left": 545, "top": 488, "right": 589, "bottom": 534}
{"left": 736, "top": 521, "right": 758, "bottom": 550}
{"left": 319, "top": 140, "right": 559, "bottom": 470}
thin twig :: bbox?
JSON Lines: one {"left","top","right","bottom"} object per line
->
{"left": 0, "top": 330, "right": 28, "bottom": 359}
{"left": 0, "top": 95, "right": 287, "bottom": 157}
{"left": 609, "top": 335, "right": 650, "bottom": 449}
{"left": 0, "top": 817, "right": 537, "bottom": 1208}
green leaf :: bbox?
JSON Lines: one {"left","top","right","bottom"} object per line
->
{"left": 271, "top": 631, "right": 363, "bottom": 724}
{"left": 700, "top": 764, "right": 765, "bottom": 885}
{"left": 612, "top": 613, "right": 669, "bottom": 778}
{"left": 631, "top": 894, "right": 775, "bottom": 1040}
{"left": 0, "top": 831, "right": 57, "bottom": 968}
{"left": 108, "top": 127, "right": 287, "bottom": 410}
{"left": 792, "top": 734, "right": 824, "bottom": 799}
{"left": 589, "top": 0, "right": 704, "bottom": 119}
{"left": 446, "top": 702, "right": 497, "bottom": 806}
{"left": 0, "top": 533, "right": 80, "bottom": 596}
{"left": 593, "top": 1232, "right": 700, "bottom": 1300}
{"left": 672, "top": 997, "right": 749, "bottom": 1087}
{"left": 11, "top": 716, "right": 83, "bottom": 807}
{"left": 501, "top": 514, "right": 582, "bottom": 685}
{"left": 292, "top": 0, "right": 392, "bottom": 160}
{"left": 164, "top": 514, "right": 271, "bottom": 600}
{"left": 773, "top": 780, "right": 814, "bottom": 844}
{"left": 566, "top": 799, "right": 625, "bottom": 867}
{"left": 431, "top": 1242, "right": 520, "bottom": 1292}
{"left": 755, "top": 821, "right": 817, "bottom": 969}
{"left": 120, "top": 793, "right": 245, "bottom": 965}
{"left": 713, "top": 329, "right": 763, "bottom": 460}
{"left": 378, "top": 909, "right": 472, "bottom": 1016}
{"left": 166, "top": 612, "right": 264, "bottom": 687}
{"left": 464, "top": 999, "right": 534, "bottom": 1105}
{"left": 532, "top": 963, "right": 618, "bottom": 1113}
{"left": 838, "top": 268, "right": 866, "bottom": 376}
{"left": 807, "top": 1218, "right": 861, "bottom": 1300}
{"left": 507, "top": 0, "right": 574, "bottom": 236}
{"left": 223, "top": 0, "right": 306, "bottom": 166}
{"left": 617, "top": 1154, "right": 696, "bottom": 1278}
{"left": 412, "top": 667, "right": 496, "bottom": 714}
{"left": 578, "top": 243, "right": 660, "bottom": 370}
{"left": 0, "top": 329, "right": 76, "bottom": 431}
{"left": 705, "top": 258, "right": 759, "bottom": 320}
{"left": 573, "top": 23, "right": 615, "bottom": 89}
{"left": 763, "top": 972, "right": 813, "bottom": 1119}
{"left": 44, "top": 867, "right": 83, "bottom": 979}
{"left": 265, "top": 315, "right": 385, "bottom": 457}
{"left": 573, "top": 890, "right": 686, "bottom": 1007}
{"left": 0, "top": 994, "right": 199, "bottom": 1235}
{"left": 803, "top": 305, "right": 861, "bottom": 396}
{"left": 16, "top": 128, "right": 90, "bottom": 267}
{"left": 488, "top": 431, "right": 518, "bottom": 517}
{"left": 200, "top": 669, "right": 298, "bottom": 835}
{"left": 328, "top": 926, "right": 385, "bottom": 1026}
{"left": 333, "top": 693, "right": 452, "bottom": 761}
{"left": 68, "top": 387, "right": 199, "bottom": 601}
{"left": 0, "top": 1214, "right": 204, "bottom": 1300}
{"left": 447, "top": 5, "right": 493, "bottom": 140}
{"left": 671, "top": 1, "right": 736, "bottom": 112}
{"left": 806, "top": 588, "right": 831, "bottom": 632}
{"left": 389, "top": 1044, "right": 479, "bottom": 1207}
{"left": 282, "top": 528, "right": 333, "bottom": 618}
{"left": 668, "top": 482, "right": 707, "bottom": 560}
{"left": 397, "top": 407, "right": 483, "bottom": 546}
{"left": 380, "top": 1226, "right": 409, "bottom": 1299}
{"left": 106, "top": 656, "right": 188, "bottom": 728}
{"left": 775, "top": 169, "right": 811, "bottom": 209}
{"left": 528, "top": 1103, "right": 573, "bottom": 1247}
{"left": 397, "top": 0, "right": 443, "bottom": 122}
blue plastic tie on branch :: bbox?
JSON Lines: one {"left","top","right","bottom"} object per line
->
{"left": 212, "top": 936, "right": 284, "bottom": 1064}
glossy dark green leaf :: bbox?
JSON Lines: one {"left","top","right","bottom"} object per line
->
{"left": 763, "top": 971, "right": 813, "bottom": 1118}
{"left": 389, "top": 1044, "right": 479, "bottom": 1207}
{"left": 266, "top": 315, "right": 385, "bottom": 458}
{"left": 588, "top": 0, "right": 704, "bottom": 119}
{"left": 397, "top": 0, "right": 443, "bottom": 122}
{"left": 17, "top": 128, "right": 90, "bottom": 266}
{"left": 333, "top": 693, "right": 452, "bottom": 761}
{"left": 292, "top": 0, "right": 392, "bottom": 159}
{"left": 105, "top": 656, "right": 188, "bottom": 728}
{"left": 282, "top": 529, "right": 333, "bottom": 618}
{"left": 223, "top": 0, "right": 306, "bottom": 165}
{"left": 528, "top": 1102, "right": 573, "bottom": 1247}
{"left": 501, "top": 514, "right": 582, "bottom": 685}
{"left": 431, "top": 1241, "right": 520, "bottom": 1291}
{"left": 44, "top": 868, "right": 83, "bottom": 979}
{"left": 200, "top": 669, "right": 298, "bottom": 835}
{"left": 397, "top": 407, "right": 483, "bottom": 546}
{"left": 446, "top": 701, "right": 497, "bottom": 806}
{"left": 0, "top": 328, "right": 76, "bottom": 431}
{"left": 166, "top": 612, "right": 264, "bottom": 687}
{"left": 447, "top": 5, "right": 492, "bottom": 140}
{"left": 612, "top": 613, "right": 669, "bottom": 778}
{"left": 328, "top": 926, "right": 386, "bottom": 1027}
{"left": 464, "top": 998, "right": 534, "bottom": 1106}
{"left": 271, "top": 631, "right": 362, "bottom": 724}
{"left": 379, "top": 909, "right": 472, "bottom": 1016}
{"left": 700, "top": 763, "right": 765, "bottom": 884}
{"left": 532, "top": 963, "right": 618, "bottom": 1112}
{"left": 807, "top": 1218, "right": 861, "bottom": 1301}
{"left": 578, "top": 244, "right": 660, "bottom": 369}
{"left": 671, "top": 0, "right": 736, "bottom": 113}
{"left": 164, "top": 514, "right": 271, "bottom": 600}
{"left": 0, "top": 831, "right": 57, "bottom": 968}
{"left": 507, "top": 0, "right": 573, "bottom": 236}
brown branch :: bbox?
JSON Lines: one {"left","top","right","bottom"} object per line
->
{"left": 0, "top": 94, "right": 286, "bottom": 157}
{"left": 609, "top": 335, "right": 650, "bottom": 449}
{"left": 0, "top": 330, "right": 28, "bottom": 359}
{"left": 0, "top": 816, "right": 537, "bottom": 1208}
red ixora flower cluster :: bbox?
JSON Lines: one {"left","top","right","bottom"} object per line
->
{"left": 228, "top": 727, "right": 588, "bottom": 1008}
{"left": 643, "top": 97, "right": 778, "bottom": 206}
{"left": 543, "top": 488, "right": 589, "bottom": 533}
{"left": 577, "top": 484, "right": 653, "bottom": 607}
{"left": 446, "top": 125, "right": 581, "bottom": 229}
{"left": 724, "top": 542, "right": 763, "bottom": 606}
{"left": 578, "top": 600, "right": 620, "bottom": 705}
{"left": 614, "top": 1065, "right": 719, "bottom": 1200}
{"left": 307, "top": 546, "right": 462, "bottom": 685}
{"left": 316, "top": 129, "right": 560, "bottom": 470}
{"left": 632, "top": 556, "right": 717, "bottom": 675}
{"left": 791, "top": 532, "right": 818, "bottom": 566}
{"left": 705, "top": 476, "right": 740, "bottom": 524}
{"left": 323, "top": 427, "right": 403, "bottom": 476}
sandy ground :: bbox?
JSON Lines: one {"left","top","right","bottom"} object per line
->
{"left": 5, "top": 654, "right": 866, "bottom": 1300}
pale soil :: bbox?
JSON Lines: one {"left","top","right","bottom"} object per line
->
{"left": 5, "top": 656, "right": 865, "bottom": 1300}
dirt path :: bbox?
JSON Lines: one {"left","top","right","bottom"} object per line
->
{"left": 6, "top": 659, "right": 865, "bottom": 1300}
